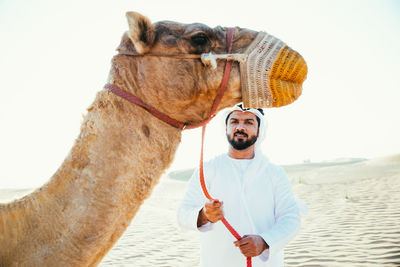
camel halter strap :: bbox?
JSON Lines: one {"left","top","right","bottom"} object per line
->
{"left": 105, "top": 27, "right": 252, "bottom": 267}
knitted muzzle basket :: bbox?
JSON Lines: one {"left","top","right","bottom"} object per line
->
{"left": 240, "top": 32, "right": 308, "bottom": 108}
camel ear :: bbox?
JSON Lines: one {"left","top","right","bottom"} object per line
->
{"left": 126, "top": 12, "right": 155, "bottom": 54}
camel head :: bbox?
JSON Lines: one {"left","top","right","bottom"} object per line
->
{"left": 109, "top": 11, "right": 307, "bottom": 126}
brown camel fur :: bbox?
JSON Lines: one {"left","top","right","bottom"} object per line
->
{"left": 0, "top": 12, "right": 305, "bottom": 266}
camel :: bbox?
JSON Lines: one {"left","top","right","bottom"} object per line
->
{"left": 0, "top": 12, "right": 307, "bottom": 266}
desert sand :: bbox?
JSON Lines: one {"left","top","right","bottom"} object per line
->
{"left": 1, "top": 155, "right": 399, "bottom": 266}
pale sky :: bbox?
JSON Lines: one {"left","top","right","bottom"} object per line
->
{"left": 0, "top": 0, "right": 399, "bottom": 188}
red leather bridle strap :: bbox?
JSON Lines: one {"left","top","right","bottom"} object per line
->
{"left": 105, "top": 27, "right": 235, "bottom": 131}
{"left": 104, "top": 83, "right": 186, "bottom": 129}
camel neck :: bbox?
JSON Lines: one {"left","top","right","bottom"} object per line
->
{"left": 0, "top": 89, "right": 182, "bottom": 266}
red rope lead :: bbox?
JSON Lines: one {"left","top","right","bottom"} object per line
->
{"left": 198, "top": 27, "right": 252, "bottom": 267}
{"left": 199, "top": 125, "right": 252, "bottom": 267}
{"left": 221, "top": 218, "right": 242, "bottom": 240}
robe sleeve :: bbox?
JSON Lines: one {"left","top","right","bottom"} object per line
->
{"left": 177, "top": 168, "right": 212, "bottom": 231}
{"left": 259, "top": 167, "right": 301, "bottom": 260}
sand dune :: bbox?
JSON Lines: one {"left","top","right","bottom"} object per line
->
{"left": 284, "top": 155, "right": 400, "bottom": 266}
{"left": 284, "top": 155, "right": 400, "bottom": 185}
{"left": 1, "top": 155, "right": 399, "bottom": 266}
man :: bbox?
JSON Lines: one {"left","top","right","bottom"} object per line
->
{"left": 177, "top": 104, "right": 302, "bottom": 267}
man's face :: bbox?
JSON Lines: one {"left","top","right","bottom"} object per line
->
{"left": 226, "top": 111, "right": 259, "bottom": 150}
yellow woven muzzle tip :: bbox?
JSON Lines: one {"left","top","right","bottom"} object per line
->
{"left": 268, "top": 46, "right": 308, "bottom": 108}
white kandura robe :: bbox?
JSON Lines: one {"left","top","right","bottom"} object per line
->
{"left": 177, "top": 152, "right": 301, "bottom": 267}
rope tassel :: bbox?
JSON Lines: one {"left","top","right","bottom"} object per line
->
{"left": 201, "top": 52, "right": 247, "bottom": 69}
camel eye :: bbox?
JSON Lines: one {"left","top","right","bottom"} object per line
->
{"left": 191, "top": 34, "right": 209, "bottom": 46}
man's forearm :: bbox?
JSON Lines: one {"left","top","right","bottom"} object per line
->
{"left": 197, "top": 208, "right": 209, "bottom": 227}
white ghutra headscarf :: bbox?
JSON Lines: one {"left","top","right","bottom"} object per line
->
{"left": 224, "top": 103, "right": 267, "bottom": 153}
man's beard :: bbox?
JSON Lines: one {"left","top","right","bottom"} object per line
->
{"left": 227, "top": 131, "right": 258, "bottom": 150}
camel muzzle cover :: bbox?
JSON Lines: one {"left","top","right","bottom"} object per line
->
{"left": 239, "top": 32, "right": 308, "bottom": 108}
